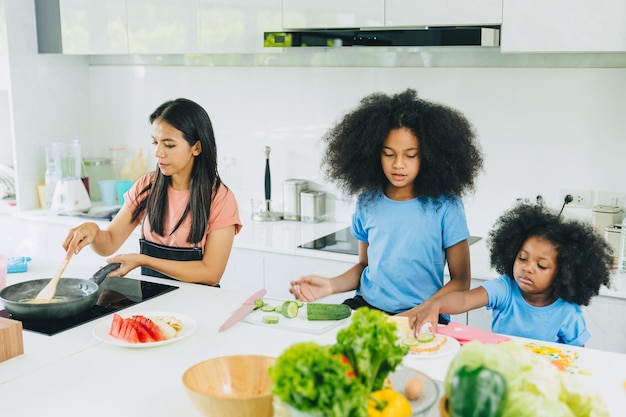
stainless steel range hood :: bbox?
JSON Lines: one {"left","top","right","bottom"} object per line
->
{"left": 264, "top": 27, "right": 500, "bottom": 48}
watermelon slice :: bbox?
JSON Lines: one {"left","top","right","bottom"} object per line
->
{"left": 108, "top": 314, "right": 166, "bottom": 343}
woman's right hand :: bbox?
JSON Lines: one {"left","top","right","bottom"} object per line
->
{"left": 289, "top": 275, "right": 332, "bottom": 302}
{"left": 62, "top": 222, "right": 101, "bottom": 257}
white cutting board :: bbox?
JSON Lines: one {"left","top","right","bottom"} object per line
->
{"left": 242, "top": 297, "right": 351, "bottom": 334}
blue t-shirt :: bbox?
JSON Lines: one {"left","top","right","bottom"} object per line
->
{"left": 352, "top": 191, "right": 469, "bottom": 314}
{"left": 482, "top": 275, "right": 590, "bottom": 346}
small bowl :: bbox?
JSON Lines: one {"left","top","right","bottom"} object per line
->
{"left": 182, "top": 355, "right": 275, "bottom": 417}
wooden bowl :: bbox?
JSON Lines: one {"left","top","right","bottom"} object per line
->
{"left": 183, "top": 355, "right": 275, "bottom": 417}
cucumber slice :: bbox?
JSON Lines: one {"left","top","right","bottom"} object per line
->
{"left": 401, "top": 337, "right": 419, "bottom": 347}
{"left": 418, "top": 333, "right": 435, "bottom": 343}
{"left": 281, "top": 301, "right": 299, "bottom": 318}
{"left": 253, "top": 298, "right": 264, "bottom": 310}
{"left": 260, "top": 305, "right": 276, "bottom": 312}
{"left": 295, "top": 300, "right": 304, "bottom": 308}
{"left": 262, "top": 315, "right": 279, "bottom": 324}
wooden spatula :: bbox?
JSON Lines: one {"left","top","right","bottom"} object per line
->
{"left": 34, "top": 254, "right": 73, "bottom": 303}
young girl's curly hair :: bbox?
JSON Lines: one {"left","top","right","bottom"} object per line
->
{"left": 488, "top": 204, "right": 612, "bottom": 306}
{"left": 321, "top": 89, "right": 483, "bottom": 200}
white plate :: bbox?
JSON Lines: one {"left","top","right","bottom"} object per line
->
{"left": 92, "top": 311, "right": 196, "bottom": 348}
{"left": 406, "top": 334, "right": 461, "bottom": 359}
{"left": 389, "top": 367, "right": 439, "bottom": 416}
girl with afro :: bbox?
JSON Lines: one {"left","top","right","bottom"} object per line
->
{"left": 409, "top": 204, "right": 612, "bottom": 346}
{"left": 290, "top": 89, "right": 483, "bottom": 322}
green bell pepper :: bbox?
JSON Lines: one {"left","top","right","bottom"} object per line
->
{"left": 449, "top": 365, "right": 507, "bottom": 417}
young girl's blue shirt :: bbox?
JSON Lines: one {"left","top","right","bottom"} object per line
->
{"left": 352, "top": 190, "right": 469, "bottom": 314}
{"left": 482, "top": 275, "right": 590, "bottom": 346}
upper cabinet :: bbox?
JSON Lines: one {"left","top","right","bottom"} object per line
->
{"left": 281, "top": 0, "right": 501, "bottom": 29}
{"left": 36, "top": 0, "right": 282, "bottom": 55}
{"left": 501, "top": 0, "right": 626, "bottom": 52}
{"left": 386, "top": 0, "right": 502, "bottom": 27}
{"left": 36, "top": 0, "right": 128, "bottom": 54}
{"left": 126, "top": 0, "right": 199, "bottom": 54}
{"left": 282, "top": 0, "right": 384, "bottom": 29}
{"left": 197, "top": 0, "right": 282, "bottom": 53}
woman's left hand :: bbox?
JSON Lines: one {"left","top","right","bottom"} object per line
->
{"left": 105, "top": 254, "right": 142, "bottom": 277}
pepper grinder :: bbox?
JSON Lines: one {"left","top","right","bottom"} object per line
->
{"left": 252, "top": 146, "right": 282, "bottom": 221}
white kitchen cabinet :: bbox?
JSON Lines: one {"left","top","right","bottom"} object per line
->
{"left": 197, "top": 0, "right": 282, "bottom": 53}
{"left": 263, "top": 252, "right": 356, "bottom": 302}
{"left": 282, "top": 0, "right": 384, "bottom": 29}
{"left": 219, "top": 247, "right": 265, "bottom": 291}
{"left": 126, "top": 0, "right": 199, "bottom": 54}
{"left": 501, "top": 0, "right": 626, "bottom": 52}
{"left": 386, "top": 0, "right": 502, "bottom": 27}
{"left": 583, "top": 296, "right": 626, "bottom": 353}
{"left": 58, "top": 0, "right": 128, "bottom": 54}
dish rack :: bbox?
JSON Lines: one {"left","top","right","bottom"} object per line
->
{"left": 0, "top": 164, "right": 15, "bottom": 199}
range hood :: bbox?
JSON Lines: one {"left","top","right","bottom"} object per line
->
{"left": 264, "top": 27, "right": 500, "bottom": 48}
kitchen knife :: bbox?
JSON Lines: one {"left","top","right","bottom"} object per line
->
{"left": 218, "top": 289, "right": 267, "bottom": 332}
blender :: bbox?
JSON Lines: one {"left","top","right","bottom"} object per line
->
{"left": 50, "top": 140, "right": 91, "bottom": 214}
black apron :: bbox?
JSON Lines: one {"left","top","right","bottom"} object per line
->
{"left": 139, "top": 220, "right": 219, "bottom": 287}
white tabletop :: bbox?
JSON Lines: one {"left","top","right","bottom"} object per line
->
{"left": 1, "top": 262, "right": 625, "bottom": 417}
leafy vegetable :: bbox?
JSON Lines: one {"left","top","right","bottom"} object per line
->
{"left": 269, "top": 342, "right": 367, "bottom": 417}
{"left": 332, "top": 308, "right": 408, "bottom": 393}
{"left": 444, "top": 341, "right": 609, "bottom": 417}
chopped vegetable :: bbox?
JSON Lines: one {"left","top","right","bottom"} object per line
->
{"left": 281, "top": 300, "right": 299, "bottom": 318}
{"left": 367, "top": 388, "right": 412, "bottom": 417}
{"left": 449, "top": 365, "right": 507, "bottom": 417}
{"left": 262, "top": 315, "right": 279, "bottom": 324}
{"left": 253, "top": 298, "right": 264, "bottom": 309}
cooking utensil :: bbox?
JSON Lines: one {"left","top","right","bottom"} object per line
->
{"left": 0, "top": 263, "right": 121, "bottom": 320}
{"left": 218, "top": 289, "right": 266, "bottom": 332}
{"left": 34, "top": 253, "right": 73, "bottom": 302}
{"left": 251, "top": 146, "right": 281, "bottom": 222}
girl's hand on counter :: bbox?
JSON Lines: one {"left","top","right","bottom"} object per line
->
{"left": 407, "top": 300, "right": 442, "bottom": 337}
{"left": 289, "top": 275, "right": 333, "bottom": 302}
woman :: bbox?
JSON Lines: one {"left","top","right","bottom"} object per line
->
{"left": 63, "top": 98, "right": 242, "bottom": 286}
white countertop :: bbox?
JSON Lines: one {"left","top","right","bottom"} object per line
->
{"left": 1, "top": 260, "right": 625, "bottom": 417}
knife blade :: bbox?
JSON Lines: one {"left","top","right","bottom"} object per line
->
{"left": 218, "top": 289, "right": 267, "bottom": 332}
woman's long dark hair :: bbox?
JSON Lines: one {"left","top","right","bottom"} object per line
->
{"left": 131, "top": 98, "right": 222, "bottom": 244}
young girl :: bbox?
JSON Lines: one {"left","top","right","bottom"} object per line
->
{"left": 409, "top": 204, "right": 612, "bottom": 346}
{"left": 63, "top": 98, "right": 242, "bottom": 286}
{"left": 290, "top": 89, "right": 483, "bottom": 320}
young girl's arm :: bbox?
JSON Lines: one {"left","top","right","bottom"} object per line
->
{"left": 408, "top": 286, "right": 489, "bottom": 336}
{"left": 290, "top": 241, "right": 368, "bottom": 302}
{"left": 438, "top": 239, "right": 472, "bottom": 295}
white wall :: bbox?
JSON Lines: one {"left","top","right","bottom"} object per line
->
{"left": 86, "top": 65, "right": 626, "bottom": 238}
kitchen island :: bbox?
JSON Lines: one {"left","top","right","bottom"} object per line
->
{"left": 1, "top": 260, "right": 625, "bottom": 417}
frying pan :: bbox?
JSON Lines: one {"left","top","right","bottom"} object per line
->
{"left": 0, "top": 263, "right": 121, "bottom": 321}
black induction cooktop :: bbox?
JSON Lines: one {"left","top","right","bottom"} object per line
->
{"left": 0, "top": 278, "right": 178, "bottom": 336}
{"left": 299, "top": 227, "right": 482, "bottom": 256}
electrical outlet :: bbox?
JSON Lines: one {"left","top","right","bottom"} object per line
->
{"left": 559, "top": 189, "right": 592, "bottom": 209}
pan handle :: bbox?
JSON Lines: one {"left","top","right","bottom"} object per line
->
{"left": 90, "top": 263, "right": 121, "bottom": 285}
